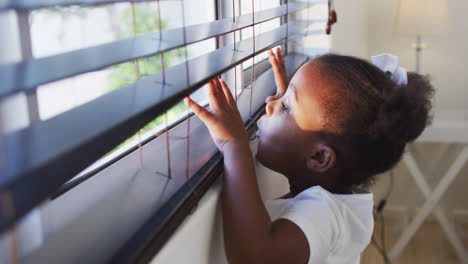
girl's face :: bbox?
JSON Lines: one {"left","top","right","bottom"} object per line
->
{"left": 256, "top": 61, "right": 329, "bottom": 174}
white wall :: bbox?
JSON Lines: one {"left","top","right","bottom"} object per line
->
{"left": 333, "top": 0, "right": 468, "bottom": 110}
{"left": 331, "top": 0, "right": 368, "bottom": 58}
{"left": 367, "top": 0, "right": 468, "bottom": 110}
{"left": 367, "top": 0, "right": 468, "bottom": 221}
{"left": 331, "top": 0, "right": 468, "bottom": 222}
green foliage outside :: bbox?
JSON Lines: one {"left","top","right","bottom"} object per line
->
{"left": 107, "top": 5, "right": 190, "bottom": 152}
{"left": 34, "top": 4, "right": 191, "bottom": 157}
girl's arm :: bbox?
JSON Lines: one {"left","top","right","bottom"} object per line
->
{"left": 184, "top": 78, "right": 309, "bottom": 264}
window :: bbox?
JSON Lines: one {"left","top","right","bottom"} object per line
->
{"left": 0, "top": 0, "right": 329, "bottom": 262}
{"left": 31, "top": 1, "right": 215, "bottom": 120}
{"left": 239, "top": 0, "right": 281, "bottom": 70}
{"left": 30, "top": 0, "right": 216, "bottom": 183}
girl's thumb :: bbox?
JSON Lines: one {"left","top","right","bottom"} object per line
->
{"left": 265, "top": 95, "right": 281, "bottom": 103}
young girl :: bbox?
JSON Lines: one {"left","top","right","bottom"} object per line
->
{"left": 184, "top": 48, "right": 433, "bottom": 264}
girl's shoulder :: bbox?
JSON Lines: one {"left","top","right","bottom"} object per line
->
{"left": 270, "top": 185, "right": 374, "bottom": 263}
{"left": 295, "top": 185, "right": 373, "bottom": 204}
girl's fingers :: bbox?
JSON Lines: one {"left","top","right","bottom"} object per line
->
{"left": 269, "top": 53, "right": 282, "bottom": 78}
{"left": 268, "top": 50, "right": 277, "bottom": 64}
{"left": 270, "top": 48, "right": 284, "bottom": 70}
{"left": 265, "top": 95, "right": 282, "bottom": 104}
{"left": 275, "top": 48, "right": 287, "bottom": 77}
{"left": 207, "top": 79, "right": 223, "bottom": 110}
{"left": 269, "top": 56, "right": 287, "bottom": 94}
{"left": 219, "top": 78, "right": 236, "bottom": 106}
{"left": 269, "top": 49, "right": 286, "bottom": 77}
{"left": 275, "top": 47, "right": 284, "bottom": 66}
{"left": 184, "top": 97, "right": 213, "bottom": 123}
{"left": 268, "top": 49, "right": 275, "bottom": 58}
{"left": 214, "top": 79, "right": 227, "bottom": 102}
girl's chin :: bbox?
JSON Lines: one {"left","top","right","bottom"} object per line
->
{"left": 255, "top": 146, "right": 275, "bottom": 170}
{"left": 256, "top": 154, "right": 283, "bottom": 175}
{"left": 255, "top": 146, "right": 266, "bottom": 165}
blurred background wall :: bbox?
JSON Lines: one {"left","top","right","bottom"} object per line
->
{"left": 332, "top": 0, "right": 468, "bottom": 224}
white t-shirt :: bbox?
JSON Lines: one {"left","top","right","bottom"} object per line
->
{"left": 264, "top": 186, "right": 374, "bottom": 264}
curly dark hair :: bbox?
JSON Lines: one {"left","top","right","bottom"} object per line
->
{"left": 314, "top": 54, "right": 434, "bottom": 188}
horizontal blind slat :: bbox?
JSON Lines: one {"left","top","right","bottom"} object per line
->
{"left": 0, "top": 0, "right": 326, "bottom": 11}
{"left": 0, "top": 3, "right": 326, "bottom": 99}
{"left": 0, "top": 20, "right": 315, "bottom": 233}
{"left": 0, "top": 0, "right": 178, "bottom": 11}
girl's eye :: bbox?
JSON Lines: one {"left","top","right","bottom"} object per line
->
{"left": 281, "top": 101, "right": 289, "bottom": 113}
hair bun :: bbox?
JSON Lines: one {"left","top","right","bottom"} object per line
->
{"left": 371, "top": 72, "right": 434, "bottom": 144}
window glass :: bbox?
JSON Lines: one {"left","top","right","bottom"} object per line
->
{"left": 30, "top": 0, "right": 215, "bottom": 176}
{"left": 239, "top": 0, "right": 281, "bottom": 70}
{"left": 32, "top": 1, "right": 215, "bottom": 120}
{"left": 30, "top": 1, "right": 215, "bottom": 58}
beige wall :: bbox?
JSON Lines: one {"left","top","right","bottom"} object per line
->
{"left": 333, "top": 0, "right": 468, "bottom": 110}
{"left": 332, "top": 0, "right": 468, "bottom": 221}
{"left": 331, "top": 0, "right": 369, "bottom": 58}
{"left": 367, "top": 0, "right": 468, "bottom": 110}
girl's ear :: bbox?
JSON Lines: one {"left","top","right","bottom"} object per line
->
{"left": 306, "top": 144, "right": 336, "bottom": 173}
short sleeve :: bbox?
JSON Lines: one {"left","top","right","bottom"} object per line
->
{"left": 278, "top": 195, "right": 340, "bottom": 264}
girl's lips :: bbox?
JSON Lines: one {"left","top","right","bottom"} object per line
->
{"left": 256, "top": 120, "right": 263, "bottom": 137}
{"left": 256, "top": 117, "right": 264, "bottom": 129}
{"left": 256, "top": 130, "right": 262, "bottom": 137}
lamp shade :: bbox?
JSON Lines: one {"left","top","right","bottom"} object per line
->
{"left": 394, "top": 0, "right": 449, "bottom": 36}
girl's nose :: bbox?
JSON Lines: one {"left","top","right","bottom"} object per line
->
{"left": 265, "top": 99, "right": 279, "bottom": 116}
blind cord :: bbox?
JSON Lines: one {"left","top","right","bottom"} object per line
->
{"left": 131, "top": 2, "right": 144, "bottom": 169}
{"left": 0, "top": 189, "right": 18, "bottom": 264}
{"left": 180, "top": 0, "right": 202, "bottom": 208}
{"left": 285, "top": 0, "right": 288, "bottom": 44}
{"left": 156, "top": 0, "right": 166, "bottom": 85}
{"left": 232, "top": 0, "right": 238, "bottom": 102}
{"left": 180, "top": 0, "right": 192, "bottom": 183}
{"left": 155, "top": 0, "right": 172, "bottom": 179}
{"left": 249, "top": 0, "right": 255, "bottom": 118}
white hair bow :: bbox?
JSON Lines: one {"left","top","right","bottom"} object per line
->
{"left": 371, "top": 54, "right": 408, "bottom": 86}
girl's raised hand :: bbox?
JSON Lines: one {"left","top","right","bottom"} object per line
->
{"left": 184, "top": 78, "right": 248, "bottom": 153}
{"left": 266, "top": 47, "right": 289, "bottom": 103}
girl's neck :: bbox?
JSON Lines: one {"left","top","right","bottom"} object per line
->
{"left": 286, "top": 172, "right": 351, "bottom": 197}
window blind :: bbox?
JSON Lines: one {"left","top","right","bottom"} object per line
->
{"left": 0, "top": 0, "right": 331, "bottom": 261}
{"left": 0, "top": 3, "right": 317, "bottom": 97}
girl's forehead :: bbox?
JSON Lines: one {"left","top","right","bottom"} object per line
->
{"left": 293, "top": 61, "right": 331, "bottom": 98}
{"left": 289, "top": 62, "right": 328, "bottom": 131}
{"left": 284, "top": 82, "right": 297, "bottom": 101}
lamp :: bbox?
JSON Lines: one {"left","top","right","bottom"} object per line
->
{"left": 393, "top": 0, "right": 449, "bottom": 73}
